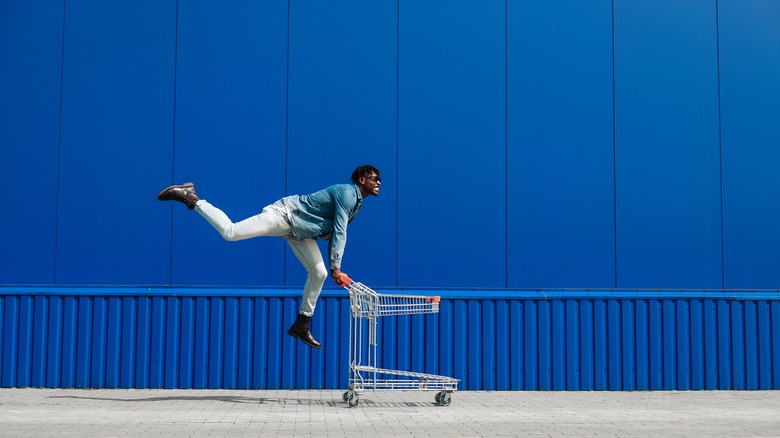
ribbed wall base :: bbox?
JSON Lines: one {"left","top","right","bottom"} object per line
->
{"left": 1, "top": 288, "right": 778, "bottom": 390}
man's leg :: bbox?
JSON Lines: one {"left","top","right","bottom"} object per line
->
{"left": 158, "top": 183, "right": 292, "bottom": 240}
{"left": 195, "top": 200, "right": 291, "bottom": 241}
{"left": 286, "top": 238, "right": 328, "bottom": 316}
{"left": 286, "top": 237, "right": 327, "bottom": 349}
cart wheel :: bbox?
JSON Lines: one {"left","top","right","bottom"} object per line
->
{"left": 435, "top": 391, "right": 452, "bottom": 406}
{"left": 342, "top": 391, "right": 350, "bottom": 402}
{"left": 434, "top": 392, "right": 442, "bottom": 404}
{"left": 347, "top": 392, "right": 359, "bottom": 408}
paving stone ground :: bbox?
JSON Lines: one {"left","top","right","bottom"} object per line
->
{"left": 0, "top": 388, "right": 778, "bottom": 437}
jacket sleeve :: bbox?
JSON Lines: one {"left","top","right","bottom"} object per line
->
{"left": 327, "top": 187, "right": 354, "bottom": 270}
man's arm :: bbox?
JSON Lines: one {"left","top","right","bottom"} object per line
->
{"left": 328, "top": 187, "right": 354, "bottom": 284}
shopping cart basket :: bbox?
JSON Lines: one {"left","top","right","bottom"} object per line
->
{"left": 339, "top": 275, "right": 459, "bottom": 407}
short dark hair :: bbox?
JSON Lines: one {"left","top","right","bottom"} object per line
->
{"left": 351, "top": 165, "right": 380, "bottom": 184}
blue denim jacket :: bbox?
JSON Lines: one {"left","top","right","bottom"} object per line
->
{"left": 281, "top": 183, "right": 363, "bottom": 270}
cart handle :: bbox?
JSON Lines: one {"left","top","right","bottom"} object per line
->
{"left": 338, "top": 273, "right": 353, "bottom": 286}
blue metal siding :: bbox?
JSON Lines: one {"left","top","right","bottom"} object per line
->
{"left": 507, "top": 0, "right": 616, "bottom": 289}
{"left": 56, "top": 0, "right": 176, "bottom": 284}
{"left": 398, "top": 0, "right": 507, "bottom": 288}
{"left": 2, "top": 0, "right": 780, "bottom": 393}
{"left": 614, "top": 0, "right": 723, "bottom": 288}
{"left": 719, "top": 0, "right": 780, "bottom": 289}
{"left": 1, "top": 1, "right": 779, "bottom": 293}
{"left": 0, "top": 0, "right": 63, "bottom": 284}
{"left": 3, "top": 289, "right": 778, "bottom": 390}
{"left": 170, "top": 0, "right": 288, "bottom": 287}
{"left": 774, "top": 302, "right": 780, "bottom": 387}
{"left": 287, "top": 0, "right": 398, "bottom": 288}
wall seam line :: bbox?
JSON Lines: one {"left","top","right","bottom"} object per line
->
{"left": 396, "top": 0, "right": 400, "bottom": 288}
{"left": 54, "top": 0, "right": 68, "bottom": 284}
{"left": 505, "top": 0, "right": 509, "bottom": 289}
{"left": 168, "top": 0, "right": 180, "bottom": 286}
{"left": 284, "top": 0, "right": 291, "bottom": 288}
{"left": 611, "top": 0, "right": 618, "bottom": 289}
{"left": 715, "top": 0, "right": 726, "bottom": 290}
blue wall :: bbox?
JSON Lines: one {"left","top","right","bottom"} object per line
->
{"left": 2, "top": 0, "right": 780, "bottom": 290}
{"left": 719, "top": 0, "right": 780, "bottom": 289}
{"left": 3, "top": 0, "right": 779, "bottom": 290}
{"left": 1, "top": 288, "right": 779, "bottom": 390}
{"left": 2, "top": 1, "right": 780, "bottom": 389}
{"left": 508, "top": 0, "right": 615, "bottom": 288}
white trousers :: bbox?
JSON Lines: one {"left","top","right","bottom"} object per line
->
{"left": 194, "top": 199, "right": 327, "bottom": 317}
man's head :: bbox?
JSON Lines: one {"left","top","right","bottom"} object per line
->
{"left": 352, "top": 165, "right": 381, "bottom": 198}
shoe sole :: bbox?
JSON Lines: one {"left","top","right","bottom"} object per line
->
{"left": 287, "top": 329, "right": 322, "bottom": 349}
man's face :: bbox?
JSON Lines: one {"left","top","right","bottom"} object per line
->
{"left": 360, "top": 173, "right": 381, "bottom": 197}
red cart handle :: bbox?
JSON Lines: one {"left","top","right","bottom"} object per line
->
{"left": 338, "top": 273, "right": 353, "bottom": 286}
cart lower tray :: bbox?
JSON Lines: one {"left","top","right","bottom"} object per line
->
{"left": 349, "top": 365, "right": 459, "bottom": 391}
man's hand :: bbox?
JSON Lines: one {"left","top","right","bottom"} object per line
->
{"left": 331, "top": 268, "right": 346, "bottom": 286}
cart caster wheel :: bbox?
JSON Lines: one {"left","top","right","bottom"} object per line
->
{"left": 435, "top": 391, "right": 451, "bottom": 406}
{"left": 342, "top": 391, "right": 350, "bottom": 402}
{"left": 347, "top": 392, "right": 359, "bottom": 408}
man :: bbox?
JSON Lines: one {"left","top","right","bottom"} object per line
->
{"left": 157, "top": 165, "right": 381, "bottom": 349}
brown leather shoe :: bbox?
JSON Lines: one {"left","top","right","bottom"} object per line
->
{"left": 287, "top": 313, "right": 322, "bottom": 349}
{"left": 157, "top": 182, "right": 199, "bottom": 209}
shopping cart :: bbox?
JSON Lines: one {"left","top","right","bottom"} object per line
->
{"left": 338, "top": 274, "right": 459, "bottom": 407}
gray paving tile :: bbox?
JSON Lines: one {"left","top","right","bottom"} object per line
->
{"left": 0, "top": 389, "right": 779, "bottom": 437}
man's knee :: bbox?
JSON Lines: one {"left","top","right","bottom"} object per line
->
{"left": 311, "top": 264, "right": 328, "bottom": 284}
{"left": 221, "top": 225, "right": 241, "bottom": 241}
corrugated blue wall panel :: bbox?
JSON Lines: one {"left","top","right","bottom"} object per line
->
{"left": 758, "top": 301, "right": 773, "bottom": 389}
{"left": 2, "top": 289, "right": 780, "bottom": 390}
{"left": 0, "top": 297, "right": 4, "bottom": 384}
{"left": 745, "top": 301, "right": 759, "bottom": 389}
{"left": 704, "top": 300, "right": 717, "bottom": 388}
{"left": 0, "top": 1, "right": 63, "bottom": 284}
{"left": 56, "top": 0, "right": 176, "bottom": 284}
{"left": 170, "top": 0, "right": 288, "bottom": 286}
{"left": 175, "top": 297, "right": 191, "bottom": 387}
{"left": 719, "top": 0, "right": 780, "bottom": 289}
{"left": 324, "top": 298, "right": 340, "bottom": 388}
{"left": 398, "top": 0, "right": 507, "bottom": 288}
{"left": 2, "top": 297, "right": 18, "bottom": 387}
{"left": 60, "top": 297, "right": 77, "bottom": 387}
{"left": 507, "top": 0, "right": 615, "bottom": 289}
{"left": 690, "top": 300, "right": 704, "bottom": 390}
{"left": 75, "top": 296, "right": 90, "bottom": 387}
{"left": 148, "top": 297, "right": 164, "bottom": 388}
{"left": 647, "top": 299, "right": 661, "bottom": 389}
{"left": 579, "top": 300, "right": 593, "bottom": 390}
{"left": 614, "top": 0, "right": 722, "bottom": 288}
{"left": 773, "top": 302, "right": 780, "bottom": 387}
{"left": 237, "top": 297, "right": 252, "bottom": 388}
{"left": 31, "top": 296, "right": 47, "bottom": 388}
{"left": 17, "top": 296, "right": 34, "bottom": 387}
{"left": 136, "top": 297, "right": 152, "bottom": 388}
{"left": 634, "top": 299, "right": 648, "bottom": 389}
{"left": 287, "top": 0, "right": 398, "bottom": 287}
